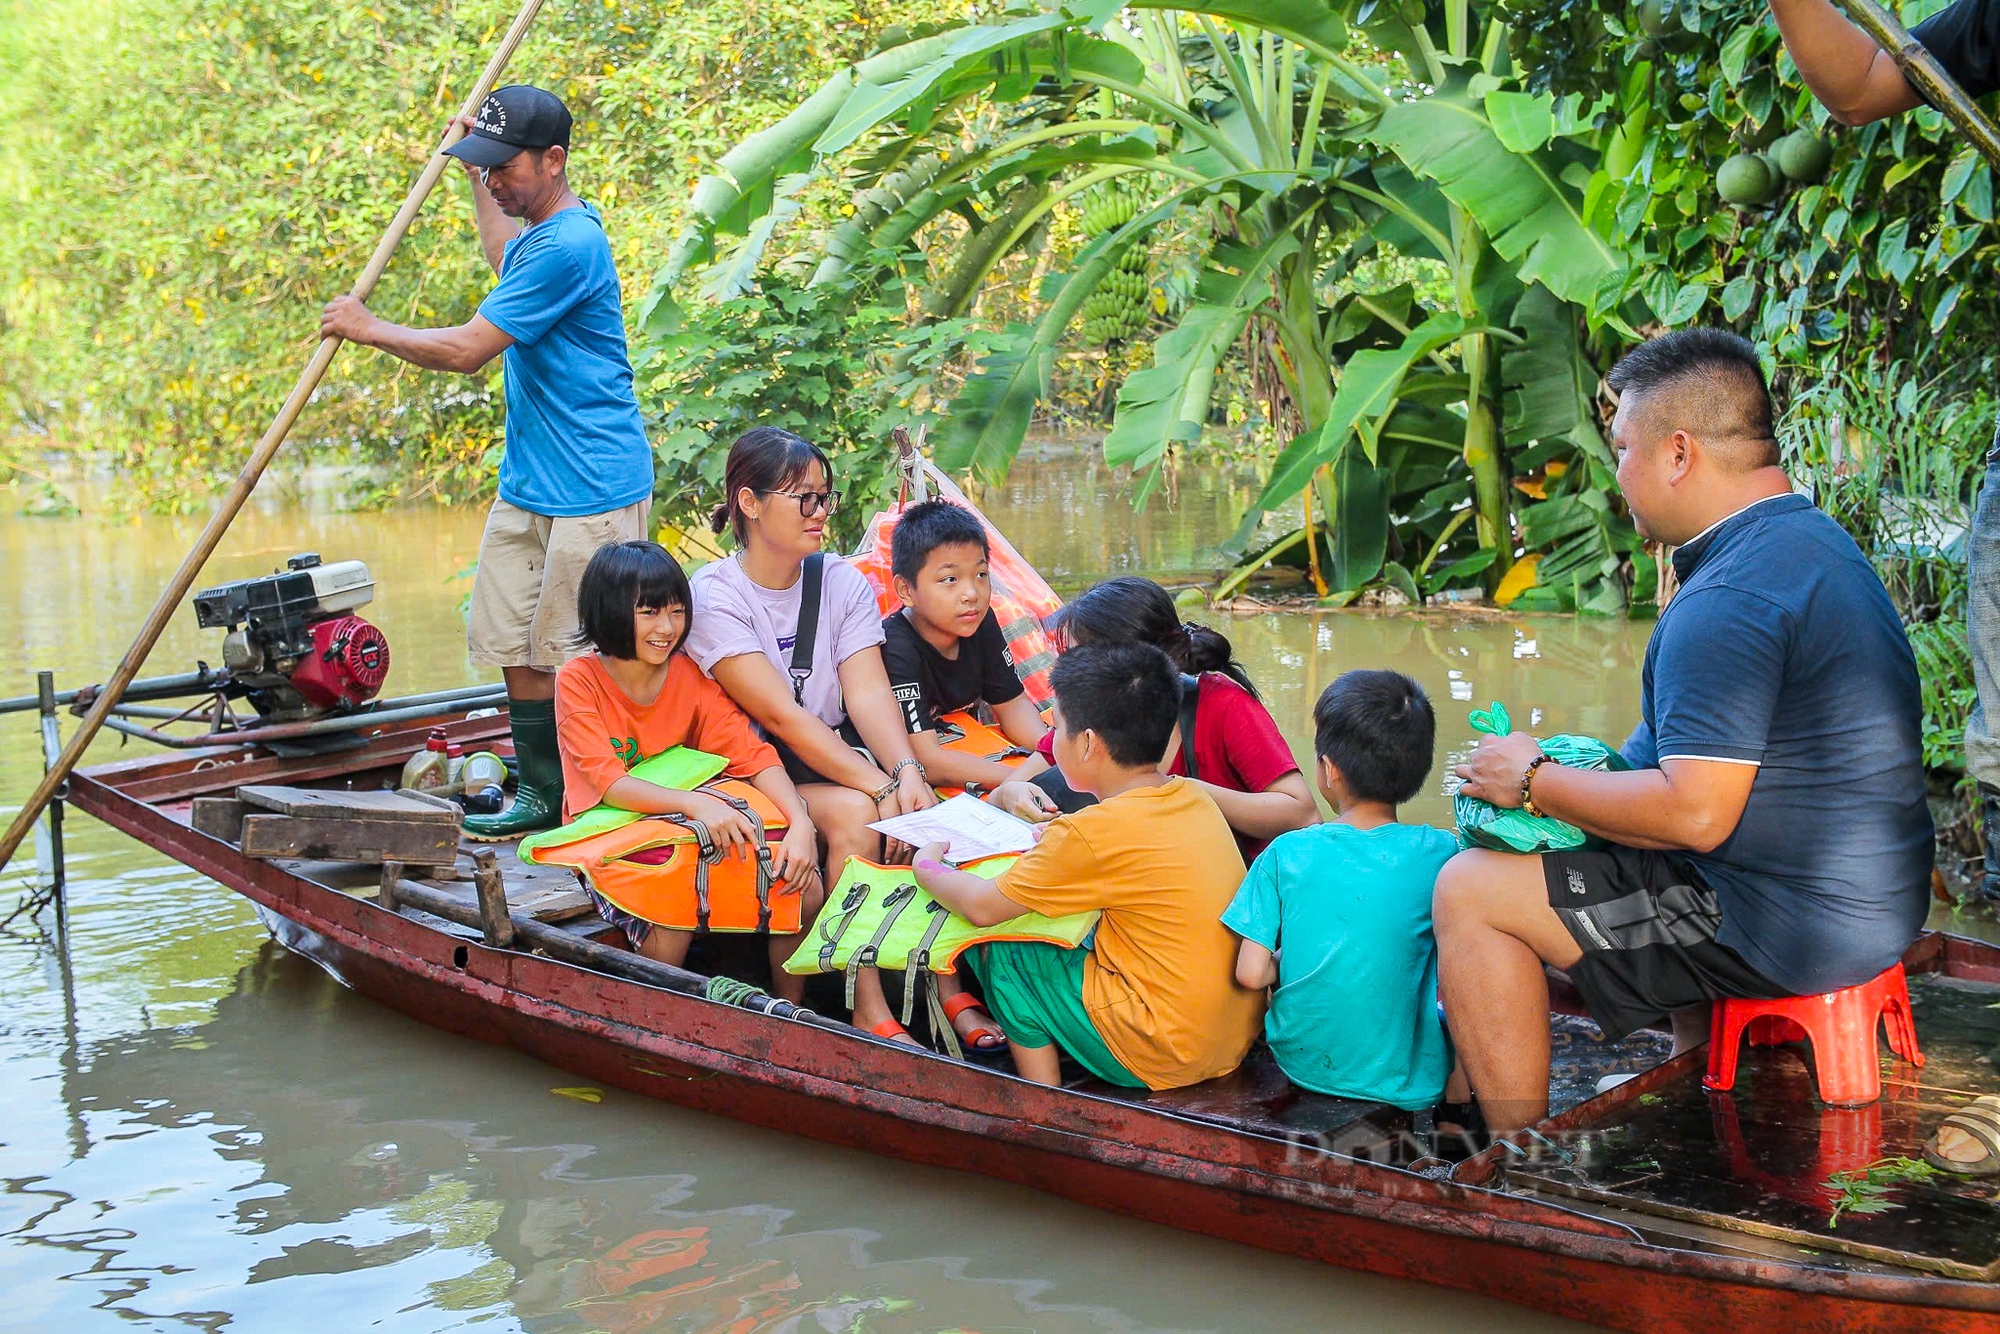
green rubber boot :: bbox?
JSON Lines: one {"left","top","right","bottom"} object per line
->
{"left": 464, "top": 697, "right": 563, "bottom": 841}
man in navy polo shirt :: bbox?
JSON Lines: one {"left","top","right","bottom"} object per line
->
{"left": 1763, "top": 1, "right": 2000, "bottom": 891}
{"left": 1438, "top": 329, "right": 1932, "bottom": 1133}
{"left": 322, "top": 85, "right": 654, "bottom": 837}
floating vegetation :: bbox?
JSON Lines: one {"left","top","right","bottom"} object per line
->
{"left": 1823, "top": 1157, "right": 1941, "bottom": 1229}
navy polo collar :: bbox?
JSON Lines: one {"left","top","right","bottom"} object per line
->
{"left": 1671, "top": 492, "right": 1810, "bottom": 581}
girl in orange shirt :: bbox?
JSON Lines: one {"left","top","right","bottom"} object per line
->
{"left": 555, "top": 540, "right": 822, "bottom": 1000}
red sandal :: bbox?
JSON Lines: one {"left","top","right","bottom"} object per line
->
{"left": 942, "top": 993, "right": 1006, "bottom": 1052}
{"left": 868, "top": 1017, "right": 921, "bottom": 1047}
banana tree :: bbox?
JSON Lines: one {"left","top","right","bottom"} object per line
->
{"left": 1220, "top": 0, "right": 1638, "bottom": 606}
{"left": 641, "top": 2, "right": 1644, "bottom": 607}
{"left": 642, "top": 5, "right": 1393, "bottom": 582}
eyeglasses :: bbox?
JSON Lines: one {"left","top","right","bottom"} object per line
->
{"left": 762, "top": 488, "right": 842, "bottom": 518}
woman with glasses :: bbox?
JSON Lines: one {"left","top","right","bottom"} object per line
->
{"left": 684, "top": 427, "right": 1004, "bottom": 1051}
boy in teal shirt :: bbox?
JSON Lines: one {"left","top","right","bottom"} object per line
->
{"left": 1222, "top": 670, "right": 1457, "bottom": 1109}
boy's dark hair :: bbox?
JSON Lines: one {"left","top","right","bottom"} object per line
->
{"left": 891, "top": 499, "right": 990, "bottom": 582}
{"left": 1604, "top": 327, "right": 1776, "bottom": 469}
{"left": 575, "top": 540, "right": 693, "bottom": 659}
{"left": 1313, "top": 670, "right": 1436, "bottom": 805}
{"left": 1049, "top": 642, "right": 1180, "bottom": 768}
{"left": 1056, "top": 575, "right": 1260, "bottom": 698}
{"left": 709, "top": 426, "right": 835, "bottom": 543}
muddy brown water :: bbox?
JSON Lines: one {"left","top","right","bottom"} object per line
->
{"left": 0, "top": 447, "right": 1984, "bottom": 1331}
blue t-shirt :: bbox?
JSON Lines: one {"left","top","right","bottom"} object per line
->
{"left": 1221, "top": 821, "right": 1459, "bottom": 1110}
{"left": 477, "top": 204, "right": 653, "bottom": 517}
{"left": 1620, "top": 493, "right": 1932, "bottom": 995}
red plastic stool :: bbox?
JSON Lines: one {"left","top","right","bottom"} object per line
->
{"left": 1703, "top": 962, "right": 1924, "bottom": 1107}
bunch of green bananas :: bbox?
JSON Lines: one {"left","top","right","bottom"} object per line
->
{"left": 1076, "top": 184, "right": 1153, "bottom": 345}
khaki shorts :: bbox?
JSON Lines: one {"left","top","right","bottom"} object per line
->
{"left": 467, "top": 497, "right": 651, "bottom": 670}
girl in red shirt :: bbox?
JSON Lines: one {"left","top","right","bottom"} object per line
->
{"left": 1008, "top": 577, "right": 1318, "bottom": 859}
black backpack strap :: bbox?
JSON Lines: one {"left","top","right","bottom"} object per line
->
{"left": 789, "top": 553, "right": 825, "bottom": 706}
{"left": 1178, "top": 672, "right": 1202, "bottom": 783}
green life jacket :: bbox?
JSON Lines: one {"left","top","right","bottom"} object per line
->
{"left": 517, "top": 745, "right": 729, "bottom": 864}
{"left": 782, "top": 854, "right": 1099, "bottom": 1056}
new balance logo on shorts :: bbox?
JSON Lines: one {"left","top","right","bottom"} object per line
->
{"left": 1567, "top": 867, "right": 1589, "bottom": 898}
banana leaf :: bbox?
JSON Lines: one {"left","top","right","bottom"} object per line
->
{"left": 1358, "top": 68, "right": 1624, "bottom": 308}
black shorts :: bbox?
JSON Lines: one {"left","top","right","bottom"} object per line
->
{"left": 1545, "top": 847, "right": 1787, "bottom": 1041}
{"left": 772, "top": 733, "right": 876, "bottom": 790}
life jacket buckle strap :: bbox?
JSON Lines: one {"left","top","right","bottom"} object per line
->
{"left": 820, "top": 880, "right": 871, "bottom": 971}
{"left": 902, "top": 900, "right": 952, "bottom": 1027}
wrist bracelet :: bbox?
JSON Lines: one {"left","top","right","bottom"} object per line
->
{"left": 890, "top": 757, "right": 926, "bottom": 783}
{"left": 1521, "top": 754, "right": 1558, "bottom": 818}
{"left": 871, "top": 779, "right": 899, "bottom": 803}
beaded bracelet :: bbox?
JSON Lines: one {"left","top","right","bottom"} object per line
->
{"left": 1521, "top": 754, "right": 1558, "bottom": 818}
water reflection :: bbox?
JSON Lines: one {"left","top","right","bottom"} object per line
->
{"left": 3, "top": 445, "right": 1969, "bottom": 1332}
{"left": 4, "top": 941, "right": 1584, "bottom": 1332}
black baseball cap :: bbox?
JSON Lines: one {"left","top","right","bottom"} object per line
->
{"left": 443, "top": 85, "right": 572, "bottom": 168}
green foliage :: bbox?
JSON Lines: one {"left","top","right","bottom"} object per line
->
{"left": 636, "top": 266, "right": 979, "bottom": 548}
{"left": 0, "top": 0, "right": 949, "bottom": 510}
{"left": 1508, "top": 0, "right": 1997, "bottom": 367}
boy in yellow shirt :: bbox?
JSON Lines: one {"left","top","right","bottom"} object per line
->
{"left": 914, "top": 643, "right": 1263, "bottom": 1089}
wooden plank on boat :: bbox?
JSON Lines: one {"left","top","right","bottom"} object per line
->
{"left": 190, "top": 796, "right": 248, "bottom": 841}
{"left": 237, "top": 784, "right": 459, "bottom": 823}
{"left": 239, "top": 813, "right": 460, "bottom": 864}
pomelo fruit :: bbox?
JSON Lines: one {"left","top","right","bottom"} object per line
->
{"left": 1774, "top": 130, "right": 1832, "bottom": 183}
{"left": 1717, "top": 153, "right": 1778, "bottom": 206}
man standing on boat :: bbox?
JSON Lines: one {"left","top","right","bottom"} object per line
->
{"left": 321, "top": 85, "right": 654, "bottom": 838}
{"left": 1441, "top": 329, "right": 1933, "bottom": 1135}
{"left": 1762, "top": 0, "right": 2000, "bottom": 904}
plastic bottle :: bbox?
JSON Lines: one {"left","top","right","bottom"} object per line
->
{"left": 458, "top": 750, "right": 509, "bottom": 814}
{"left": 400, "top": 728, "right": 452, "bottom": 792}
{"left": 445, "top": 741, "right": 466, "bottom": 786}
{"left": 460, "top": 751, "right": 508, "bottom": 788}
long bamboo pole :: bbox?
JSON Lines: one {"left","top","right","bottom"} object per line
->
{"left": 1834, "top": 0, "right": 2000, "bottom": 170}
{"left": 0, "top": 0, "right": 549, "bottom": 878}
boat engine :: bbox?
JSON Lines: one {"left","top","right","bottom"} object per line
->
{"left": 193, "top": 553, "right": 391, "bottom": 722}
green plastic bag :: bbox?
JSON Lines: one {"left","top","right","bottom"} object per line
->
{"left": 1452, "top": 702, "right": 1628, "bottom": 854}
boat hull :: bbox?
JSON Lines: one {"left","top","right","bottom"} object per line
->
{"left": 66, "top": 752, "right": 2000, "bottom": 1334}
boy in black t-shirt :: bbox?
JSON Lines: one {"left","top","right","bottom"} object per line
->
{"left": 883, "top": 500, "right": 1051, "bottom": 792}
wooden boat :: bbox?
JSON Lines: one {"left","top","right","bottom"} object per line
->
{"left": 61, "top": 709, "right": 2000, "bottom": 1332}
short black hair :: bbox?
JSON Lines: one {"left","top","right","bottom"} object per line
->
{"left": 1604, "top": 327, "right": 1777, "bottom": 467}
{"left": 1048, "top": 642, "right": 1180, "bottom": 767}
{"left": 575, "top": 540, "right": 692, "bottom": 659}
{"left": 1313, "top": 670, "right": 1435, "bottom": 805}
{"left": 891, "top": 499, "right": 989, "bottom": 582}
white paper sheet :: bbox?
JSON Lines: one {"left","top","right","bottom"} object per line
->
{"left": 868, "top": 792, "right": 1040, "bottom": 862}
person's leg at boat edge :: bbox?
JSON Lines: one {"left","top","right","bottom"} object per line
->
{"left": 1966, "top": 428, "right": 2000, "bottom": 901}
{"left": 465, "top": 499, "right": 648, "bottom": 839}
{"left": 1432, "top": 848, "right": 1582, "bottom": 1134}
{"left": 965, "top": 939, "right": 1143, "bottom": 1089}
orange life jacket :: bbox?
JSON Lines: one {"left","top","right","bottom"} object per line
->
{"left": 523, "top": 779, "right": 802, "bottom": 934}
{"left": 931, "top": 708, "right": 1037, "bottom": 797}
